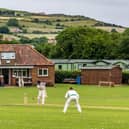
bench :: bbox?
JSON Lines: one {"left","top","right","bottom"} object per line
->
{"left": 16, "top": 81, "right": 32, "bottom": 86}
{"left": 63, "top": 78, "right": 76, "bottom": 84}
{"left": 24, "top": 81, "right": 32, "bottom": 86}
{"left": 99, "top": 81, "right": 114, "bottom": 87}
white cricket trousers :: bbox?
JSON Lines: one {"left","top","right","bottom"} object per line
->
{"left": 63, "top": 96, "right": 82, "bottom": 113}
{"left": 37, "top": 90, "right": 45, "bottom": 104}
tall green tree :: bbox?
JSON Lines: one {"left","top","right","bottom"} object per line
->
{"left": 55, "top": 26, "right": 116, "bottom": 59}
{"left": 34, "top": 43, "right": 55, "bottom": 58}
{"left": 118, "top": 36, "right": 129, "bottom": 59}
{"left": 116, "top": 28, "right": 129, "bottom": 59}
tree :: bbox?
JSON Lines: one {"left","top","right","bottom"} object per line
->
{"left": 111, "top": 28, "right": 117, "bottom": 33}
{"left": 31, "top": 37, "right": 48, "bottom": 44}
{"left": 19, "top": 36, "right": 31, "bottom": 44}
{"left": 122, "top": 28, "right": 129, "bottom": 36}
{"left": 118, "top": 36, "right": 129, "bottom": 59}
{"left": 0, "top": 26, "right": 10, "bottom": 34}
{"left": 55, "top": 26, "right": 115, "bottom": 59}
{"left": 0, "top": 35, "right": 3, "bottom": 40}
{"left": 55, "top": 27, "right": 87, "bottom": 58}
{"left": 109, "top": 32, "right": 121, "bottom": 59}
{"left": 34, "top": 43, "right": 55, "bottom": 58}
{"left": 7, "top": 18, "right": 19, "bottom": 27}
{"left": 116, "top": 28, "right": 129, "bottom": 59}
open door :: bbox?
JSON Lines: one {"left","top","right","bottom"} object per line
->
{"left": 2, "top": 69, "right": 9, "bottom": 85}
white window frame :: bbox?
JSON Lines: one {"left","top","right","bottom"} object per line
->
{"left": 1, "top": 52, "right": 15, "bottom": 59}
{"left": 38, "top": 68, "right": 48, "bottom": 77}
{"left": 13, "top": 69, "right": 31, "bottom": 78}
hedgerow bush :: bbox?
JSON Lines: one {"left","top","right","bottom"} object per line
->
{"left": 55, "top": 71, "right": 81, "bottom": 83}
{"left": 122, "top": 71, "right": 129, "bottom": 84}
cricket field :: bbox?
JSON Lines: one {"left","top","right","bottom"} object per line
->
{"left": 0, "top": 84, "right": 129, "bottom": 129}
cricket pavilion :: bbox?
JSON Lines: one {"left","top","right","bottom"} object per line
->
{"left": 0, "top": 44, "right": 55, "bottom": 86}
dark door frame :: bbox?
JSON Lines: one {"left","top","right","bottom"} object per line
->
{"left": 2, "top": 69, "right": 9, "bottom": 85}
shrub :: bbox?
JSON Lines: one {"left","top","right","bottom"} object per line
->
{"left": 55, "top": 71, "right": 81, "bottom": 83}
{"left": 0, "top": 26, "right": 10, "bottom": 34}
{"left": 7, "top": 18, "right": 19, "bottom": 27}
{"left": 19, "top": 36, "right": 31, "bottom": 43}
{"left": 122, "top": 71, "right": 129, "bottom": 84}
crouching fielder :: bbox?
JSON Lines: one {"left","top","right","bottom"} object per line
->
{"left": 63, "top": 87, "right": 82, "bottom": 113}
{"left": 37, "top": 81, "right": 47, "bottom": 105}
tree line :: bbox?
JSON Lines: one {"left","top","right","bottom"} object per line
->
{"left": 36, "top": 26, "right": 129, "bottom": 59}
{"left": 1, "top": 25, "right": 129, "bottom": 59}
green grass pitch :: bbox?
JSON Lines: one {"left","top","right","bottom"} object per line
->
{"left": 0, "top": 84, "right": 129, "bottom": 129}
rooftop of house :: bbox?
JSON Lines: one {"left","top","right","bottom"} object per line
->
{"left": 81, "top": 65, "right": 122, "bottom": 70}
{"left": 0, "top": 44, "right": 53, "bottom": 66}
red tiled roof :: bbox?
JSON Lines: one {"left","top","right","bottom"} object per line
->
{"left": 0, "top": 44, "right": 54, "bottom": 65}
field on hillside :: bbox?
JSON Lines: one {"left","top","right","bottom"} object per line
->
{"left": 0, "top": 9, "right": 126, "bottom": 42}
{"left": 0, "top": 84, "right": 129, "bottom": 129}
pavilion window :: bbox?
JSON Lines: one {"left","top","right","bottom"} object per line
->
{"left": 13, "top": 69, "right": 31, "bottom": 78}
{"left": 38, "top": 68, "right": 48, "bottom": 77}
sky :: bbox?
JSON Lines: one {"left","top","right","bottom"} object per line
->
{"left": 0, "top": 0, "right": 129, "bottom": 27}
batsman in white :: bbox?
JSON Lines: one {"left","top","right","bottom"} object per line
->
{"left": 63, "top": 87, "right": 82, "bottom": 113}
{"left": 37, "top": 81, "right": 47, "bottom": 105}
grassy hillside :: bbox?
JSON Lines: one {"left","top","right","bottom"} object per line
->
{"left": 0, "top": 8, "right": 126, "bottom": 42}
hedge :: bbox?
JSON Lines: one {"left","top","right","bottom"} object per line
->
{"left": 122, "top": 71, "right": 129, "bottom": 84}
{"left": 55, "top": 71, "right": 81, "bottom": 83}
